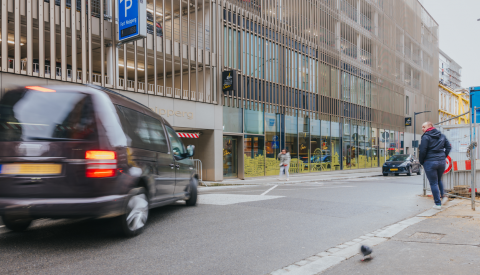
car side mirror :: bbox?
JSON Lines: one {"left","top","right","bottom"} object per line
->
{"left": 186, "top": 145, "right": 195, "bottom": 158}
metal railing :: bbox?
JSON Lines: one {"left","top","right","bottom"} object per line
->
{"left": 193, "top": 159, "right": 203, "bottom": 184}
{"left": 341, "top": 38, "right": 357, "bottom": 59}
{"left": 341, "top": 0, "right": 357, "bottom": 22}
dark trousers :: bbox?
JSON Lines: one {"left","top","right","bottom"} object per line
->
{"left": 423, "top": 160, "right": 446, "bottom": 205}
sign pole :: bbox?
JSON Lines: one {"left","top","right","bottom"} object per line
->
{"left": 472, "top": 108, "right": 477, "bottom": 210}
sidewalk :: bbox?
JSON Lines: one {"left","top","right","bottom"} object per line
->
{"left": 202, "top": 168, "right": 382, "bottom": 186}
{"left": 322, "top": 199, "right": 480, "bottom": 274}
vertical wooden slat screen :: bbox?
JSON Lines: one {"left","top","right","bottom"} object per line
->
{"left": 72, "top": 0, "right": 77, "bottom": 83}
{"left": 101, "top": 0, "right": 105, "bottom": 86}
{"left": 26, "top": 0, "right": 32, "bottom": 76}
{"left": 88, "top": 0, "right": 92, "bottom": 83}
{"left": 50, "top": 0, "right": 55, "bottom": 79}
{"left": 38, "top": 0, "right": 44, "bottom": 77}
{"left": 1, "top": 0, "right": 7, "bottom": 72}
{"left": 61, "top": 0, "right": 66, "bottom": 81}
{"left": 81, "top": 0, "right": 87, "bottom": 83}
{"left": 14, "top": 0, "right": 20, "bottom": 74}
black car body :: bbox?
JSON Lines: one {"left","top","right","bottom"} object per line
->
{"left": 382, "top": 154, "right": 421, "bottom": 176}
{"left": 0, "top": 85, "right": 198, "bottom": 236}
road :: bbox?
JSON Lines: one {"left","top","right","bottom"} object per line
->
{"left": 0, "top": 174, "right": 433, "bottom": 274}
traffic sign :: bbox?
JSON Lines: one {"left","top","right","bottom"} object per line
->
{"left": 444, "top": 155, "right": 452, "bottom": 174}
{"left": 118, "top": 0, "right": 147, "bottom": 44}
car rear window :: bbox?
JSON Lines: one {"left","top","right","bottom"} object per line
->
{"left": 0, "top": 89, "right": 97, "bottom": 141}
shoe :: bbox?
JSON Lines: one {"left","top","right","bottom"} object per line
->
{"left": 433, "top": 205, "right": 442, "bottom": 210}
{"left": 441, "top": 196, "right": 449, "bottom": 206}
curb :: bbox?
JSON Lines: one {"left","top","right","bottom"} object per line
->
{"left": 200, "top": 174, "right": 382, "bottom": 190}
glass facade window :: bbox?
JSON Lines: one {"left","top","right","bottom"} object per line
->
{"left": 265, "top": 111, "right": 280, "bottom": 176}
{"left": 244, "top": 135, "right": 265, "bottom": 177}
{"left": 321, "top": 117, "right": 332, "bottom": 171}
{"left": 343, "top": 119, "right": 351, "bottom": 169}
{"left": 244, "top": 102, "right": 264, "bottom": 134}
{"left": 285, "top": 111, "right": 298, "bottom": 174}
{"left": 331, "top": 118, "right": 341, "bottom": 170}
{"left": 310, "top": 118, "right": 321, "bottom": 172}
{"left": 223, "top": 105, "right": 243, "bottom": 133}
{"left": 372, "top": 127, "right": 379, "bottom": 167}
{"left": 298, "top": 113, "right": 310, "bottom": 173}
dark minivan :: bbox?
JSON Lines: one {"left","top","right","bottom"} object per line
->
{"left": 0, "top": 85, "right": 198, "bottom": 236}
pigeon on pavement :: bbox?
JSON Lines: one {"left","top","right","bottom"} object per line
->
{"left": 360, "top": 245, "right": 373, "bottom": 261}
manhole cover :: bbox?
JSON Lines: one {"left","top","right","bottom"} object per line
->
{"left": 410, "top": 232, "right": 446, "bottom": 240}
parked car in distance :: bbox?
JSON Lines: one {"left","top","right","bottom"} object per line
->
{"left": 382, "top": 154, "right": 421, "bottom": 176}
{"left": 0, "top": 84, "right": 198, "bottom": 236}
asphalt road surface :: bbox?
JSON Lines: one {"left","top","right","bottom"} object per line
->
{"left": 0, "top": 174, "right": 433, "bottom": 274}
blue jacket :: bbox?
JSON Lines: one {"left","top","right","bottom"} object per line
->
{"left": 419, "top": 128, "right": 451, "bottom": 165}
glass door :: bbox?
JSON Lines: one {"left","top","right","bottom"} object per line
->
{"left": 223, "top": 136, "right": 238, "bottom": 178}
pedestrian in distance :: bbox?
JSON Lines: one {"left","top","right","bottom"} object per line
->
{"left": 419, "top": 121, "right": 452, "bottom": 210}
{"left": 278, "top": 149, "right": 291, "bottom": 181}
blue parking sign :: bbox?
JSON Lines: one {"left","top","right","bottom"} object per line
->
{"left": 118, "top": 0, "right": 147, "bottom": 43}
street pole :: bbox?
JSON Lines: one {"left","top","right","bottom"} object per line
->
{"left": 414, "top": 116, "right": 416, "bottom": 157}
{"left": 413, "top": 111, "right": 431, "bottom": 158}
{"left": 471, "top": 108, "right": 477, "bottom": 210}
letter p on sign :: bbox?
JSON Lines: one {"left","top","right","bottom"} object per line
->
{"left": 120, "top": 0, "right": 132, "bottom": 17}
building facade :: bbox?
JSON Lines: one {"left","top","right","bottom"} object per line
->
{"left": 438, "top": 49, "right": 468, "bottom": 125}
{"left": 0, "top": 0, "right": 439, "bottom": 181}
{"left": 439, "top": 49, "right": 462, "bottom": 90}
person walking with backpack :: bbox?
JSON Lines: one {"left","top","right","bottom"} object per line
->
{"left": 419, "top": 121, "right": 452, "bottom": 210}
{"left": 278, "top": 149, "right": 291, "bottom": 181}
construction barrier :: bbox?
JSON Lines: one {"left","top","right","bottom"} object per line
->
{"left": 424, "top": 124, "right": 479, "bottom": 193}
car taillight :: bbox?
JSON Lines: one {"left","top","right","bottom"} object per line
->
{"left": 85, "top": 150, "right": 117, "bottom": 178}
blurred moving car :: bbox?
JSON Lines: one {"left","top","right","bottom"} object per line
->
{"left": 0, "top": 85, "right": 198, "bottom": 236}
{"left": 382, "top": 154, "right": 421, "bottom": 176}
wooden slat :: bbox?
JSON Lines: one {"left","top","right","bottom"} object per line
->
{"left": 1, "top": 0, "right": 7, "bottom": 72}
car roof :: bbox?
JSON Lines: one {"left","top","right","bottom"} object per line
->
{"left": 6, "top": 85, "right": 172, "bottom": 128}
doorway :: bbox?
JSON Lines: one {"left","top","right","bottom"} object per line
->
{"left": 223, "top": 136, "right": 238, "bottom": 178}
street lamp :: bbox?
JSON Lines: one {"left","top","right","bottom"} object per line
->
{"left": 413, "top": 111, "right": 431, "bottom": 157}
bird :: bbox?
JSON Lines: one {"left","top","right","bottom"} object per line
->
{"left": 360, "top": 245, "right": 373, "bottom": 261}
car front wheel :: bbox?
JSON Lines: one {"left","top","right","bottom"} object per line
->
{"left": 2, "top": 215, "right": 32, "bottom": 232}
{"left": 118, "top": 187, "right": 149, "bottom": 237}
{"left": 185, "top": 178, "right": 198, "bottom": 206}
{"left": 407, "top": 167, "right": 412, "bottom": 176}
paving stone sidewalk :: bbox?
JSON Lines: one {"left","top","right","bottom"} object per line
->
{"left": 322, "top": 199, "right": 480, "bottom": 275}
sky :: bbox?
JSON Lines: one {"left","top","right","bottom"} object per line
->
{"left": 421, "top": 0, "right": 480, "bottom": 89}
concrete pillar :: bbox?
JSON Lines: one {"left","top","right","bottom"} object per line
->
{"left": 357, "top": 0, "right": 361, "bottom": 23}
{"left": 187, "top": 129, "right": 224, "bottom": 182}
{"left": 357, "top": 33, "right": 361, "bottom": 61}
{"left": 106, "top": 46, "right": 113, "bottom": 85}
{"left": 374, "top": 12, "right": 378, "bottom": 36}
{"left": 336, "top": 21, "right": 341, "bottom": 52}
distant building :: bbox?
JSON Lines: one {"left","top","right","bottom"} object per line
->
{"left": 438, "top": 50, "right": 468, "bottom": 124}
{"left": 439, "top": 50, "right": 462, "bottom": 89}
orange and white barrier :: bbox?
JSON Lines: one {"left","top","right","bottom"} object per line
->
{"left": 453, "top": 160, "right": 480, "bottom": 171}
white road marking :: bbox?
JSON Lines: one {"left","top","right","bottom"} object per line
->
{"left": 261, "top": 185, "right": 278, "bottom": 196}
{"left": 199, "top": 194, "right": 284, "bottom": 205}
{"left": 269, "top": 199, "right": 462, "bottom": 275}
